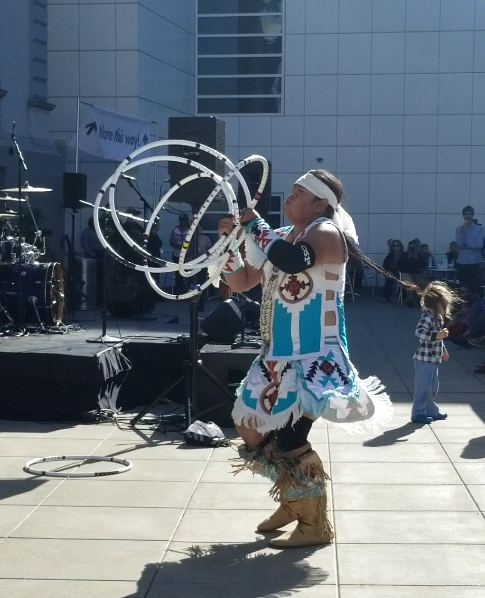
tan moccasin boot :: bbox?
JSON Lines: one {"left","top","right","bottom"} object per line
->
{"left": 257, "top": 499, "right": 301, "bottom": 532}
{"left": 269, "top": 495, "right": 333, "bottom": 548}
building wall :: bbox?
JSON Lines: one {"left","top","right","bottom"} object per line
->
{"left": 48, "top": 0, "right": 196, "bottom": 251}
{"left": 210, "top": 0, "right": 485, "bottom": 266}
{"left": 0, "top": 0, "right": 64, "bottom": 261}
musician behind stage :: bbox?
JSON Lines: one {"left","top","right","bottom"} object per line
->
{"left": 81, "top": 217, "right": 104, "bottom": 260}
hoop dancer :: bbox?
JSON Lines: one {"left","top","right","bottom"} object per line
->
{"left": 218, "top": 170, "right": 394, "bottom": 548}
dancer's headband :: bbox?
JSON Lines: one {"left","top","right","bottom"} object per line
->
{"left": 294, "top": 173, "right": 338, "bottom": 210}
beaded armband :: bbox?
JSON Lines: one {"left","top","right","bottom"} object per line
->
{"left": 222, "top": 249, "right": 244, "bottom": 274}
{"left": 244, "top": 218, "right": 282, "bottom": 256}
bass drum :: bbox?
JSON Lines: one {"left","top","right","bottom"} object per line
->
{"left": 0, "top": 262, "right": 64, "bottom": 325}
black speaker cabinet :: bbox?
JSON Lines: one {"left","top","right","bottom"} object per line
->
{"left": 168, "top": 116, "right": 226, "bottom": 208}
{"left": 63, "top": 173, "right": 87, "bottom": 210}
{"left": 197, "top": 344, "right": 259, "bottom": 428}
{"left": 200, "top": 299, "right": 242, "bottom": 344}
{"left": 107, "top": 284, "right": 156, "bottom": 318}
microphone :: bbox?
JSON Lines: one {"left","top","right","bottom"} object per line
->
{"left": 8, "top": 121, "right": 15, "bottom": 156}
{"left": 120, "top": 173, "right": 136, "bottom": 182}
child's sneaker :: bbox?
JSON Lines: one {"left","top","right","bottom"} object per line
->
{"left": 411, "top": 415, "right": 433, "bottom": 424}
{"left": 431, "top": 413, "right": 448, "bottom": 421}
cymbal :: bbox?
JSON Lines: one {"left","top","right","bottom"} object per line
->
{"left": 0, "top": 195, "right": 25, "bottom": 202}
{"left": 0, "top": 209, "right": 18, "bottom": 219}
{"left": 1, "top": 184, "right": 52, "bottom": 193}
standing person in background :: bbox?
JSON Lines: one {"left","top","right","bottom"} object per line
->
{"left": 456, "top": 206, "right": 484, "bottom": 296}
{"left": 169, "top": 214, "right": 190, "bottom": 293}
{"left": 398, "top": 240, "right": 427, "bottom": 307}
{"left": 197, "top": 232, "right": 212, "bottom": 258}
{"left": 382, "top": 240, "right": 404, "bottom": 303}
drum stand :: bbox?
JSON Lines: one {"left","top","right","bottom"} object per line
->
{"left": 130, "top": 287, "right": 236, "bottom": 429}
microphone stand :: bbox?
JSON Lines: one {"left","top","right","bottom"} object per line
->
{"left": 10, "top": 122, "right": 28, "bottom": 334}
{"left": 86, "top": 214, "right": 121, "bottom": 345}
{"left": 124, "top": 177, "right": 152, "bottom": 224}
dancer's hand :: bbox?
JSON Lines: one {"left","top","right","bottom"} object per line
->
{"left": 240, "top": 207, "right": 260, "bottom": 225}
{"left": 218, "top": 215, "right": 236, "bottom": 237}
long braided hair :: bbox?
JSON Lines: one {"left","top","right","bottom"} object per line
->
{"left": 309, "top": 169, "right": 420, "bottom": 294}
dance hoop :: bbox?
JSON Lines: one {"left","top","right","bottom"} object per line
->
{"left": 92, "top": 139, "right": 269, "bottom": 300}
{"left": 24, "top": 455, "right": 133, "bottom": 478}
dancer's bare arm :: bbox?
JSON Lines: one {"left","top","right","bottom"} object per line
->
{"left": 218, "top": 216, "right": 263, "bottom": 292}
{"left": 240, "top": 208, "right": 346, "bottom": 273}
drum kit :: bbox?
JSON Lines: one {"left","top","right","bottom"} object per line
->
{"left": 0, "top": 183, "right": 64, "bottom": 330}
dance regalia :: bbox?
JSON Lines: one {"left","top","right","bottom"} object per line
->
{"left": 232, "top": 216, "right": 393, "bottom": 435}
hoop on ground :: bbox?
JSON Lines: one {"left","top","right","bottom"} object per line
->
{"left": 24, "top": 455, "right": 133, "bottom": 478}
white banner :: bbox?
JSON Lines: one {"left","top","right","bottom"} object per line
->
{"left": 78, "top": 104, "right": 151, "bottom": 161}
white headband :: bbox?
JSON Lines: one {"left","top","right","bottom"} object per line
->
{"left": 294, "top": 173, "right": 338, "bottom": 209}
{"left": 294, "top": 172, "right": 359, "bottom": 244}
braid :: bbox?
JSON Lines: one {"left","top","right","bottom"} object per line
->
{"left": 308, "top": 169, "right": 421, "bottom": 294}
{"left": 344, "top": 235, "right": 421, "bottom": 294}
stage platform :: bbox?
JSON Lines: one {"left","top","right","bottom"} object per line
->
{"left": 0, "top": 299, "right": 251, "bottom": 423}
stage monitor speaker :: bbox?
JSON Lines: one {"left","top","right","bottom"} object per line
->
{"left": 200, "top": 299, "right": 242, "bottom": 344}
{"left": 168, "top": 116, "right": 226, "bottom": 208}
{"left": 238, "top": 160, "right": 272, "bottom": 218}
{"left": 197, "top": 344, "right": 259, "bottom": 428}
{"left": 107, "top": 284, "right": 156, "bottom": 318}
{"left": 63, "top": 173, "right": 87, "bottom": 210}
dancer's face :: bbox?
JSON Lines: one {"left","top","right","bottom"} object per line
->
{"left": 283, "top": 184, "right": 326, "bottom": 226}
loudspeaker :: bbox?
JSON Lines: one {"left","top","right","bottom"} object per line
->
{"left": 63, "top": 173, "right": 87, "bottom": 210}
{"left": 168, "top": 116, "right": 226, "bottom": 208}
{"left": 238, "top": 160, "right": 272, "bottom": 218}
{"left": 200, "top": 299, "right": 242, "bottom": 344}
{"left": 197, "top": 344, "right": 259, "bottom": 428}
{"left": 107, "top": 284, "right": 156, "bottom": 318}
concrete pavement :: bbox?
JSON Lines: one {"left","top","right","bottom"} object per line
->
{"left": 1, "top": 296, "right": 485, "bottom": 597}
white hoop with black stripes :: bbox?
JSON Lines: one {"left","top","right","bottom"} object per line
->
{"left": 92, "top": 140, "right": 269, "bottom": 300}
{"left": 24, "top": 455, "right": 133, "bottom": 478}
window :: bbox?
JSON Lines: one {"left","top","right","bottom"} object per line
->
{"left": 198, "top": 56, "right": 282, "bottom": 76}
{"left": 197, "top": 0, "right": 283, "bottom": 115}
{"left": 199, "top": 77, "right": 281, "bottom": 96}
{"left": 266, "top": 193, "right": 283, "bottom": 229}
{"left": 28, "top": 0, "right": 54, "bottom": 111}
{"left": 30, "top": 0, "right": 48, "bottom": 102}
{"left": 199, "top": 0, "right": 283, "bottom": 15}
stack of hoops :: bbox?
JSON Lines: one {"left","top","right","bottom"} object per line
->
{"left": 92, "top": 140, "right": 269, "bottom": 300}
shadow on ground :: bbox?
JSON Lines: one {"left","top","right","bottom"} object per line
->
{"left": 362, "top": 422, "right": 426, "bottom": 446}
{"left": 121, "top": 540, "right": 329, "bottom": 598}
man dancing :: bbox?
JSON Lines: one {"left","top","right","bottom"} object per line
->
{"left": 218, "top": 170, "right": 393, "bottom": 548}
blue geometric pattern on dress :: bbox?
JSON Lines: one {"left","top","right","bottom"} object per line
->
{"left": 317, "top": 350, "right": 340, "bottom": 389}
{"left": 336, "top": 294, "right": 348, "bottom": 353}
{"left": 272, "top": 300, "right": 293, "bottom": 357}
{"left": 242, "top": 387, "right": 258, "bottom": 410}
{"left": 272, "top": 390, "right": 298, "bottom": 415}
{"left": 299, "top": 293, "right": 322, "bottom": 355}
